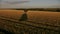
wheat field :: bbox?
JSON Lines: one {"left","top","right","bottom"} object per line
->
{"left": 0, "top": 10, "right": 60, "bottom": 34}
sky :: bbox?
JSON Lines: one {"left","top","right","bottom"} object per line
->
{"left": 0, "top": 0, "right": 60, "bottom": 8}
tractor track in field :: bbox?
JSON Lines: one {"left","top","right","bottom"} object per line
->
{"left": 0, "top": 16, "right": 60, "bottom": 34}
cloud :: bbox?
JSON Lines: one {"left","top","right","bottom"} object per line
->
{"left": 0, "top": 0, "right": 30, "bottom": 8}
{"left": 6, "top": 1, "right": 29, "bottom": 4}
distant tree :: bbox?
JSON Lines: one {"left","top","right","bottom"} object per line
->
{"left": 40, "top": 8, "right": 43, "bottom": 11}
{"left": 56, "top": 8, "right": 60, "bottom": 12}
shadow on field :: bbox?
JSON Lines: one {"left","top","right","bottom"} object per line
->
{"left": 0, "top": 28, "right": 14, "bottom": 34}
{"left": 19, "top": 12, "right": 28, "bottom": 21}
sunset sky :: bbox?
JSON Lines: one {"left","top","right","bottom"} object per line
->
{"left": 0, "top": 0, "right": 60, "bottom": 8}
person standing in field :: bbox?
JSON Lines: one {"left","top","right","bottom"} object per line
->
{"left": 19, "top": 9, "right": 28, "bottom": 21}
